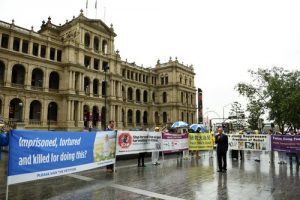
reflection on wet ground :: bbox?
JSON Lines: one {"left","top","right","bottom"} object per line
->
{"left": 1, "top": 151, "right": 299, "bottom": 200}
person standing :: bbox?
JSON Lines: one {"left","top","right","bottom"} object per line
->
{"left": 138, "top": 152, "right": 146, "bottom": 167}
{"left": 215, "top": 127, "right": 228, "bottom": 173}
{"left": 152, "top": 127, "right": 160, "bottom": 165}
{"left": 105, "top": 120, "right": 115, "bottom": 172}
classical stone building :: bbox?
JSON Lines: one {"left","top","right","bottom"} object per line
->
{"left": 0, "top": 10, "right": 196, "bottom": 131}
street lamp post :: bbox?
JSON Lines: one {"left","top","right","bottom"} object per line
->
{"left": 204, "top": 110, "right": 221, "bottom": 132}
{"left": 186, "top": 95, "right": 188, "bottom": 124}
{"left": 103, "top": 64, "right": 109, "bottom": 130}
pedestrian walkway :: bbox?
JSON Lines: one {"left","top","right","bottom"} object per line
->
{"left": 1, "top": 151, "right": 300, "bottom": 200}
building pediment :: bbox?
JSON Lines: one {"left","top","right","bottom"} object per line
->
{"left": 38, "top": 10, "right": 116, "bottom": 38}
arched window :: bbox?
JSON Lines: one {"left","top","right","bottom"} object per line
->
{"left": 84, "top": 105, "right": 90, "bottom": 128}
{"left": 163, "top": 92, "right": 167, "bottom": 103}
{"left": 101, "top": 106, "right": 106, "bottom": 128}
{"left": 181, "top": 92, "right": 184, "bottom": 103}
{"left": 11, "top": 64, "right": 25, "bottom": 87}
{"left": 122, "top": 109, "right": 125, "bottom": 126}
{"left": 127, "top": 109, "right": 133, "bottom": 124}
{"left": 163, "top": 112, "right": 167, "bottom": 123}
{"left": 84, "top": 32, "right": 91, "bottom": 48}
{"left": 94, "top": 36, "right": 100, "bottom": 51}
{"left": 92, "top": 106, "right": 99, "bottom": 127}
{"left": 127, "top": 87, "right": 133, "bottom": 101}
{"left": 155, "top": 112, "right": 159, "bottom": 125}
{"left": 165, "top": 75, "right": 168, "bottom": 84}
{"left": 29, "top": 100, "right": 41, "bottom": 121}
{"left": 161, "top": 76, "right": 164, "bottom": 85}
{"left": 49, "top": 72, "right": 59, "bottom": 91}
{"left": 136, "top": 89, "right": 141, "bottom": 102}
{"left": 31, "top": 68, "right": 43, "bottom": 89}
{"left": 136, "top": 110, "right": 141, "bottom": 124}
{"left": 93, "top": 79, "right": 99, "bottom": 96}
{"left": 152, "top": 92, "right": 155, "bottom": 103}
{"left": 48, "top": 102, "right": 58, "bottom": 121}
{"left": 0, "top": 60, "right": 5, "bottom": 85}
{"left": 102, "top": 80, "right": 107, "bottom": 97}
{"left": 179, "top": 75, "right": 182, "bottom": 84}
{"left": 143, "top": 91, "right": 148, "bottom": 103}
{"left": 186, "top": 93, "right": 188, "bottom": 104}
{"left": 9, "top": 98, "right": 23, "bottom": 122}
{"left": 122, "top": 86, "right": 126, "bottom": 100}
{"left": 143, "top": 111, "right": 148, "bottom": 124}
{"left": 84, "top": 77, "right": 90, "bottom": 95}
{"left": 102, "top": 40, "right": 108, "bottom": 54}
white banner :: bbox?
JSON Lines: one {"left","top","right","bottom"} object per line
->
{"left": 162, "top": 133, "right": 188, "bottom": 153}
{"left": 228, "top": 134, "right": 271, "bottom": 151}
{"left": 116, "top": 131, "right": 162, "bottom": 155}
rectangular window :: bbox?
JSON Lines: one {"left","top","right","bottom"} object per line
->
{"left": 122, "top": 69, "right": 125, "bottom": 76}
{"left": 57, "top": 50, "right": 62, "bottom": 62}
{"left": 1, "top": 34, "right": 9, "bottom": 48}
{"left": 161, "top": 77, "right": 164, "bottom": 85}
{"left": 50, "top": 48, "right": 55, "bottom": 60}
{"left": 22, "top": 40, "right": 29, "bottom": 53}
{"left": 40, "top": 45, "right": 46, "bottom": 58}
{"left": 13, "top": 37, "right": 20, "bottom": 51}
{"left": 84, "top": 56, "right": 91, "bottom": 68}
{"left": 32, "top": 43, "right": 39, "bottom": 56}
{"left": 102, "top": 61, "right": 109, "bottom": 71}
{"left": 94, "top": 59, "right": 99, "bottom": 70}
{"left": 127, "top": 71, "right": 130, "bottom": 79}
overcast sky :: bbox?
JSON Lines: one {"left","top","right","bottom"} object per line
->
{"left": 1, "top": 0, "right": 300, "bottom": 121}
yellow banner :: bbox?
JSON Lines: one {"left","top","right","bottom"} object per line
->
{"left": 188, "top": 133, "right": 214, "bottom": 150}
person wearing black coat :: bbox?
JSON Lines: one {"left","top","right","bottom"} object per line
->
{"left": 215, "top": 127, "right": 228, "bottom": 173}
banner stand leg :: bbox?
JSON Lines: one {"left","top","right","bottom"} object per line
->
{"left": 113, "top": 159, "right": 116, "bottom": 173}
{"left": 5, "top": 182, "right": 9, "bottom": 200}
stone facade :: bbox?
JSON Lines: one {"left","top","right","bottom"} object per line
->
{"left": 0, "top": 11, "right": 196, "bottom": 131}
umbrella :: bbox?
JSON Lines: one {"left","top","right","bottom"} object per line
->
{"left": 171, "top": 121, "right": 188, "bottom": 128}
{"left": 190, "top": 124, "right": 207, "bottom": 132}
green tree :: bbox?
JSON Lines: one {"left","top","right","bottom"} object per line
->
{"left": 235, "top": 67, "right": 300, "bottom": 133}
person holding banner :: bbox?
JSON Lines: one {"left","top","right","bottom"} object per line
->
{"left": 138, "top": 152, "right": 146, "bottom": 167}
{"left": 105, "top": 120, "right": 115, "bottom": 172}
{"left": 254, "top": 130, "right": 262, "bottom": 162}
{"left": 287, "top": 128, "right": 299, "bottom": 165}
{"left": 215, "top": 127, "right": 228, "bottom": 173}
{"left": 152, "top": 127, "right": 160, "bottom": 165}
{"left": 0, "top": 126, "right": 9, "bottom": 160}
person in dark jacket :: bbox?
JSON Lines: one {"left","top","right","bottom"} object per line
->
{"left": 215, "top": 127, "right": 228, "bottom": 173}
{"left": 104, "top": 120, "right": 115, "bottom": 172}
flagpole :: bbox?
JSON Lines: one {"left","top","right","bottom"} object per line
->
{"left": 86, "top": 0, "right": 88, "bottom": 16}
{"left": 104, "top": 6, "right": 106, "bottom": 22}
{"left": 95, "top": 0, "right": 98, "bottom": 19}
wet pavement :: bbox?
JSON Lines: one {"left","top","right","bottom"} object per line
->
{"left": 1, "top": 150, "right": 300, "bottom": 200}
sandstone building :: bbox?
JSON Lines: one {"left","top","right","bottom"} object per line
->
{"left": 0, "top": 10, "right": 196, "bottom": 131}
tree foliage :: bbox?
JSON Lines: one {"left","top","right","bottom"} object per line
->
{"left": 235, "top": 67, "right": 300, "bottom": 132}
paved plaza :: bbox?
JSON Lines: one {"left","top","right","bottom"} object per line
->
{"left": 0, "top": 151, "right": 299, "bottom": 200}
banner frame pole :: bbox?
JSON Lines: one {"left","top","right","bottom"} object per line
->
{"left": 5, "top": 181, "right": 9, "bottom": 200}
{"left": 113, "top": 130, "right": 117, "bottom": 173}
